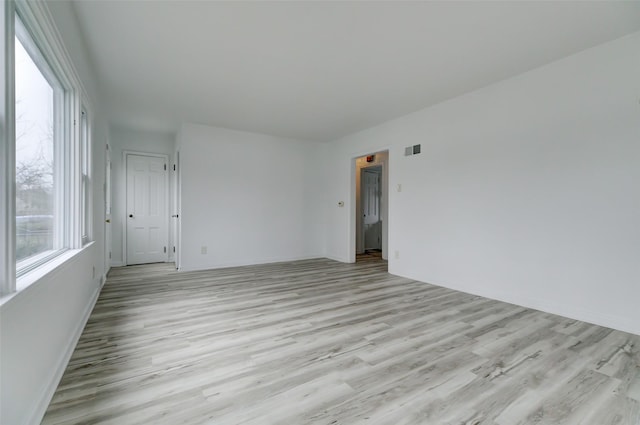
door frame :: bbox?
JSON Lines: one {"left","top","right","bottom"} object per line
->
{"left": 350, "top": 149, "right": 390, "bottom": 263}
{"left": 360, "top": 164, "right": 382, "bottom": 253}
{"left": 103, "top": 143, "right": 111, "bottom": 279}
{"left": 122, "top": 150, "right": 170, "bottom": 266}
{"left": 174, "top": 150, "right": 181, "bottom": 270}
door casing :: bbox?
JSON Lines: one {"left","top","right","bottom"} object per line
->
{"left": 123, "top": 150, "right": 170, "bottom": 266}
{"left": 350, "top": 149, "right": 389, "bottom": 263}
{"left": 104, "top": 143, "right": 111, "bottom": 277}
{"left": 361, "top": 166, "right": 382, "bottom": 251}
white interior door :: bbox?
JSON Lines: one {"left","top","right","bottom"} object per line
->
{"left": 126, "top": 154, "right": 168, "bottom": 265}
{"left": 363, "top": 168, "right": 382, "bottom": 251}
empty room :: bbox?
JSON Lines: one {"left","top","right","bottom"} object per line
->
{"left": 1, "top": 1, "right": 640, "bottom": 424}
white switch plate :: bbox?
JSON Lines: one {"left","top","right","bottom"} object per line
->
{"left": 397, "top": 184, "right": 402, "bottom": 192}
{"left": 201, "top": 246, "right": 207, "bottom": 254}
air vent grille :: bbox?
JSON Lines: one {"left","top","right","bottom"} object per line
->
{"left": 404, "top": 144, "right": 421, "bottom": 156}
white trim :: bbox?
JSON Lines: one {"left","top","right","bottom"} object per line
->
{"left": 7, "top": 0, "right": 93, "bottom": 291}
{"left": 15, "top": 0, "right": 93, "bottom": 253}
{"left": 359, "top": 163, "right": 383, "bottom": 253}
{"left": 174, "top": 149, "right": 181, "bottom": 270}
{"left": 349, "top": 147, "right": 391, "bottom": 264}
{"left": 67, "top": 84, "right": 81, "bottom": 249}
{"left": 15, "top": 0, "right": 87, "bottom": 100}
{"left": 122, "top": 150, "right": 170, "bottom": 266}
{"left": 104, "top": 142, "right": 112, "bottom": 276}
{"left": 0, "top": 0, "right": 16, "bottom": 295}
{"left": 323, "top": 254, "right": 348, "bottom": 263}
{"left": 79, "top": 92, "right": 94, "bottom": 248}
{"left": 392, "top": 269, "right": 640, "bottom": 337}
{"left": 178, "top": 254, "right": 324, "bottom": 273}
{"left": 0, "top": 244, "right": 90, "bottom": 305}
{"left": 16, "top": 249, "right": 67, "bottom": 279}
{"left": 80, "top": 106, "right": 93, "bottom": 246}
{"left": 14, "top": 12, "right": 70, "bottom": 273}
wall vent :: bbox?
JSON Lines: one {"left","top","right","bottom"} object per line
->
{"left": 405, "top": 144, "right": 421, "bottom": 156}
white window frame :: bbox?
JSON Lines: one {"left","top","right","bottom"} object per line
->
{"left": 14, "top": 15, "right": 67, "bottom": 277}
{"left": 1, "top": 0, "right": 93, "bottom": 295}
{"left": 80, "top": 105, "right": 92, "bottom": 245}
{"left": 1, "top": 0, "right": 17, "bottom": 295}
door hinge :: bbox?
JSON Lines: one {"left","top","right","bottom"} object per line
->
{"left": 164, "top": 246, "right": 167, "bottom": 253}
{"left": 164, "top": 164, "right": 167, "bottom": 171}
{"left": 173, "top": 164, "right": 176, "bottom": 171}
{"left": 173, "top": 246, "right": 175, "bottom": 253}
{"left": 109, "top": 251, "right": 111, "bottom": 259}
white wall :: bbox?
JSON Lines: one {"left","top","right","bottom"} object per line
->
{"left": 324, "top": 32, "right": 640, "bottom": 335}
{"left": 2, "top": 13, "right": 637, "bottom": 425}
{"left": 0, "top": 2, "right": 109, "bottom": 424}
{"left": 178, "top": 123, "right": 325, "bottom": 271}
{"left": 108, "top": 126, "right": 176, "bottom": 265}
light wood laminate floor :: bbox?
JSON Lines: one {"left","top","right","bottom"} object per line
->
{"left": 42, "top": 257, "right": 640, "bottom": 424}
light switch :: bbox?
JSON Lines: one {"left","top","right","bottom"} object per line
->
{"left": 397, "top": 184, "right": 402, "bottom": 192}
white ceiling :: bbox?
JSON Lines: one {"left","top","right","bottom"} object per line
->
{"left": 71, "top": 1, "right": 640, "bottom": 142}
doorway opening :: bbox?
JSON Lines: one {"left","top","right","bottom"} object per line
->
{"left": 354, "top": 151, "right": 388, "bottom": 265}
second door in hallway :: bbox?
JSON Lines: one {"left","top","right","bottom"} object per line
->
{"left": 126, "top": 153, "right": 168, "bottom": 265}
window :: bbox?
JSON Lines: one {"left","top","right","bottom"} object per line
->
{"left": 80, "top": 109, "right": 91, "bottom": 244}
{"left": 0, "top": 1, "right": 94, "bottom": 293}
{"left": 15, "top": 16, "right": 65, "bottom": 274}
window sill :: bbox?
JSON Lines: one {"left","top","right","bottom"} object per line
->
{"left": 17, "top": 249, "right": 67, "bottom": 279}
{"left": 0, "top": 241, "right": 95, "bottom": 307}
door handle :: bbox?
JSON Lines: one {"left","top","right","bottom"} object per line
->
{"left": 172, "top": 214, "right": 179, "bottom": 218}
{"left": 105, "top": 219, "right": 111, "bottom": 223}
{"left": 129, "top": 214, "right": 134, "bottom": 218}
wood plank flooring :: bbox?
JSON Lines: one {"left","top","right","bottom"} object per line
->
{"left": 42, "top": 257, "right": 640, "bottom": 424}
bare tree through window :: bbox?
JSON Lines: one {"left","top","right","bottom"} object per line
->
{"left": 15, "top": 35, "right": 55, "bottom": 261}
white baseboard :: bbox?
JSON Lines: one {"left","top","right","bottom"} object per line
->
{"left": 325, "top": 254, "right": 351, "bottom": 263}
{"left": 178, "top": 254, "right": 324, "bottom": 272}
{"left": 110, "top": 260, "right": 124, "bottom": 267}
{"left": 392, "top": 270, "right": 640, "bottom": 337}
{"left": 26, "top": 285, "right": 101, "bottom": 425}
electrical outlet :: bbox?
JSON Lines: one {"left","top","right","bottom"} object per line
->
{"left": 394, "top": 250, "right": 400, "bottom": 260}
{"left": 201, "top": 246, "right": 207, "bottom": 255}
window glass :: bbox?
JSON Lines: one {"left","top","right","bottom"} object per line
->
{"left": 15, "top": 34, "right": 56, "bottom": 262}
